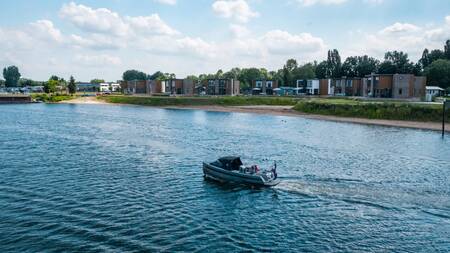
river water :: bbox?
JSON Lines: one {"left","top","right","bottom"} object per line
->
{"left": 0, "top": 103, "right": 449, "bottom": 252}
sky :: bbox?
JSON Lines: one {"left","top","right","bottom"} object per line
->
{"left": 0, "top": 0, "right": 449, "bottom": 81}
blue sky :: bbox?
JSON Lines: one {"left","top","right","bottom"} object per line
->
{"left": 0, "top": 0, "right": 449, "bottom": 81}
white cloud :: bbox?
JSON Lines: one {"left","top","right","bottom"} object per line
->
{"left": 380, "top": 22, "right": 420, "bottom": 35}
{"left": 125, "top": 14, "right": 179, "bottom": 36}
{"left": 345, "top": 16, "right": 450, "bottom": 61}
{"left": 295, "top": 0, "right": 348, "bottom": 7}
{"left": 74, "top": 54, "right": 122, "bottom": 66}
{"left": 69, "top": 34, "right": 123, "bottom": 50}
{"left": 261, "top": 30, "right": 326, "bottom": 55}
{"left": 60, "top": 2, "right": 128, "bottom": 36}
{"left": 229, "top": 24, "right": 250, "bottom": 38}
{"left": 29, "top": 20, "right": 64, "bottom": 43}
{"left": 212, "top": 0, "right": 259, "bottom": 23}
{"left": 154, "top": 0, "right": 177, "bottom": 5}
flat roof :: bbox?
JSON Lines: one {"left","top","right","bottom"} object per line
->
{"left": 426, "top": 86, "right": 444, "bottom": 90}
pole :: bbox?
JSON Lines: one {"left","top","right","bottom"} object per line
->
{"left": 443, "top": 99, "right": 447, "bottom": 138}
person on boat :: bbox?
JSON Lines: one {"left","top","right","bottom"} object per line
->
{"left": 272, "top": 161, "right": 277, "bottom": 179}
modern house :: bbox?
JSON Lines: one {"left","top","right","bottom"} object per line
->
{"left": 333, "top": 78, "right": 362, "bottom": 96}
{"left": 252, "top": 80, "right": 278, "bottom": 95}
{"left": 425, "top": 86, "right": 445, "bottom": 101}
{"left": 100, "top": 82, "right": 120, "bottom": 92}
{"left": 362, "top": 74, "right": 426, "bottom": 99}
{"left": 319, "top": 79, "right": 334, "bottom": 96}
{"left": 162, "top": 79, "right": 195, "bottom": 95}
{"left": 77, "top": 82, "right": 99, "bottom": 92}
{"left": 201, "top": 79, "right": 240, "bottom": 96}
{"left": 306, "top": 79, "right": 320, "bottom": 95}
{"left": 121, "top": 79, "right": 195, "bottom": 95}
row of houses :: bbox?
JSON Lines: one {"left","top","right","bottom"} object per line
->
{"left": 121, "top": 79, "right": 240, "bottom": 96}
{"left": 77, "top": 82, "right": 121, "bottom": 92}
{"left": 251, "top": 74, "right": 427, "bottom": 99}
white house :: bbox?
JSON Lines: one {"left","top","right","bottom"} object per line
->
{"left": 306, "top": 79, "right": 320, "bottom": 95}
{"left": 425, "top": 86, "right": 444, "bottom": 102}
{"left": 100, "top": 83, "right": 121, "bottom": 92}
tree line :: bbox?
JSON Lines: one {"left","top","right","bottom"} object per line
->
{"left": 121, "top": 40, "right": 450, "bottom": 91}
{"left": 2, "top": 40, "right": 449, "bottom": 92}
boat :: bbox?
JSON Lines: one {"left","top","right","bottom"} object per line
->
{"left": 203, "top": 156, "right": 280, "bottom": 187}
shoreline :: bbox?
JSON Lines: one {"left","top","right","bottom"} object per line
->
{"left": 60, "top": 96, "right": 449, "bottom": 132}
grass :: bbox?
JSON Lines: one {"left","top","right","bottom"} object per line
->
{"left": 99, "top": 95, "right": 299, "bottom": 106}
{"left": 294, "top": 98, "right": 449, "bottom": 122}
{"left": 32, "top": 93, "right": 77, "bottom": 103}
{"left": 99, "top": 95, "right": 449, "bottom": 123}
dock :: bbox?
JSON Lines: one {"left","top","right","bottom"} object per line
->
{"left": 0, "top": 94, "right": 33, "bottom": 104}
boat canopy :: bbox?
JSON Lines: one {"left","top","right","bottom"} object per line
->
{"left": 212, "top": 156, "right": 243, "bottom": 171}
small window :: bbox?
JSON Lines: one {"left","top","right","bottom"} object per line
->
{"left": 399, "top": 88, "right": 402, "bottom": 95}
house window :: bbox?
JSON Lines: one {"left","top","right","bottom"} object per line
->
{"left": 256, "top": 81, "right": 262, "bottom": 88}
{"left": 399, "top": 88, "right": 402, "bottom": 95}
{"left": 267, "top": 81, "right": 273, "bottom": 88}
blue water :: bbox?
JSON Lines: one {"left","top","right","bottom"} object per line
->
{"left": 0, "top": 103, "right": 449, "bottom": 252}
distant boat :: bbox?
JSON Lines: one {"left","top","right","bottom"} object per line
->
{"left": 203, "top": 156, "right": 280, "bottom": 187}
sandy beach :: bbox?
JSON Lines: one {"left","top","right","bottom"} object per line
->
{"left": 59, "top": 96, "right": 110, "bottom": 105}
{"left": 61, "top": 96, "right": 449, "bottom": 132}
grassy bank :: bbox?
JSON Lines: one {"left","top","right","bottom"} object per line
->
{"left": 294, "top": 99, "right": 450, "bottom": 122}
{"left": 99, "top": 95, "right": 299, "bottom": 106}
{"left": 32, "top": 93, "right": 77, "bottom": 103}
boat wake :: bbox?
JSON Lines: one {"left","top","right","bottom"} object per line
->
{"left": 274, "top": 177, "right": 450, "bottom": 214}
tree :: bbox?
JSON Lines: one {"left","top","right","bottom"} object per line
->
{"left": 292, "top": 63, "right": 316, "bottom": 80}
{"left": 327, "top": 49, "right": 342, "bottom": 78}
{"left": 122, "top": 70, "right": 148, "bottom": 81}
{"left": 419, "top": 49, "right": 430, "bottom": 69}
{"left": 424, "top": 59, "right": 450, "bottom": 90}
{"left": 90, "top": 79, "right": 105, "bottom": 84}
{"left": 378, "top": 51, "right": 414, "bottom": 74}
{"left": 223, "top": 68, "right": 241, "bottom": 80}
{"left": 315, "top": 61, "right": 328, "bottom": 79}
{"left": 68, "top": 76, "right": 77, "bottom": 94}
{"left": 238, "top": 68, "right": 264, "bottom": 88}
{"left": 341, "top": 56, "right": 358, "bottom": 77}
{"left": 3, "top": 65, "right": 21, "bottom": 87}
{"left": 281, "top": 59, "right": 298, "bottom": 86}
{"left": 215, "top": 69, "right": 224, "bottom": 79}
{"left": 445, "top": 40, "right": 450, "bottom": 60}
{"left": 44, "top": 79, "right": 58, "bottom": 93}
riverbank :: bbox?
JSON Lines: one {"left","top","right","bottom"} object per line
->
{"left": 94, "top": 95, "right": 449, "bottom": 132}
{"left": 59, "top": 96, "right": 109, "bottom": 104}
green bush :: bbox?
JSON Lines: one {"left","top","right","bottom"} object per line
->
{"left": 294, "top": 100, "right": 449, "bottom": 122}
{"left": 100, "top": 95, "right": 299, "bottom": 107}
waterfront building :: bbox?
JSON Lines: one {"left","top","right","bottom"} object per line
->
{"left": 121, "top": 79, "right": 195, "bottom": 95}
{"left": 77, "top": 82, "right": 99, "bottom": 92}
{"left": 251, "top": 80, "right": 278, "bottom": 95}
{"left": 201, "top": 79, "right": 240, "bottom": 96}
{"left": 362, "top": 74, "right": 426, "bottom": 99}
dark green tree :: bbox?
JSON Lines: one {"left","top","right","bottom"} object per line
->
{"left": 281, "top": 59, "right": 298, "bottom": 86}
{"left": 326, "top": 49, "right": 342, "bottom": 78}
{"left": 68, "top": 76, "right": 77, "bottom": 94}
{"left": 122, "top": 70, "right": 149, "bottom": 81}
{"left": 292, "top": 63, "right": 316, "bottom": 80}
{"left": 315, "top": 61, "right": 328, "bottom": 79}
{"left": 424, "top": 59, "right": 450, "bottom": 90}
{"left": 379, "top": 51, "right": 414, "bottom": 74}
{"left": 3, "top": 66, "right": 21, "bottom": 87}
{"left": 444, "top": 40, "right": 450, "bottom": 60}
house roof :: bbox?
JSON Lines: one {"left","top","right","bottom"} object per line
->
{"left": 426, "top": 86, "right": 444, "bottom": 91}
